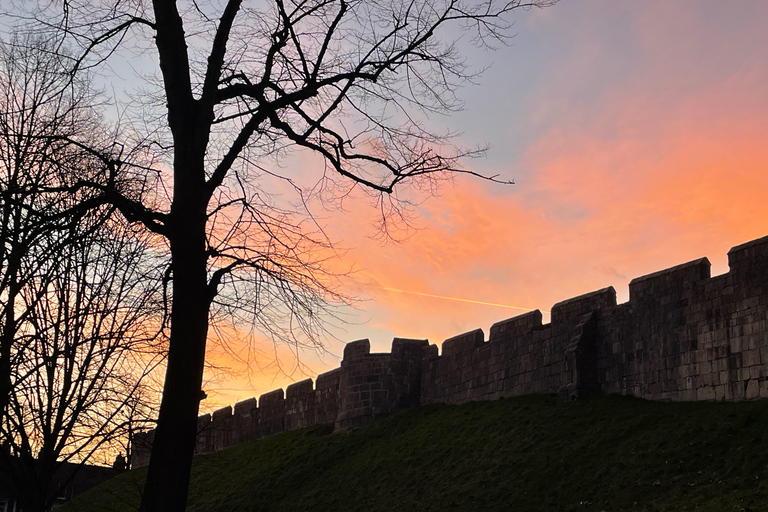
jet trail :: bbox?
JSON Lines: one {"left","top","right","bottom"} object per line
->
{"left": 381, "top": 287, "right": 548, "bottom": 314}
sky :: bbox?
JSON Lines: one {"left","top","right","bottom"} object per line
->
{"left": 202, "top": 0, "right": 768, "bottom": 410}
{"left": 3, "top": 0, "right": 757, "bottom": 410}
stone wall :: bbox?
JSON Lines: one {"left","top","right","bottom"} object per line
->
{"left": 132, "top": 235, "right": 768, "bottom": 468}
{"left": 132, "top": 367, "right": 342, "bottom": 468}
{"left": 595, "top": 238, "right": 768, "bottom": 401}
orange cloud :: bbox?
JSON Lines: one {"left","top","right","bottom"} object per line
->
{"left": 318, "top": 13, "right": 768, "bottom": 349}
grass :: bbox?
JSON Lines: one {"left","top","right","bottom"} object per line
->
{"left": 61, "top": 394, "right": 768, "bottom": 511}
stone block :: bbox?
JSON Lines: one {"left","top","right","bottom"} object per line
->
{"left": 234, "top": 397, "right": 257, "bottom": 417}
{"left": 681, "top": 389, "right": 697, "bottom": 401}
{"left": 260, "top": 388, "right": 284, "bottom": 406}
{"left": 233, "top": 398, "right": 258, "bottom": 444}
{"left": 743, "top": 349, "right": 761, "bottom": 367}
{"left": 391, "top": 338, "right": 429, "bottom": 360}
{"left": 696, "top": 386, "right": 716, "bottom": 400}
{"left": 745, "top": 379, "right": 760, "bottom": 399}
{"left": 714, "top": 384, "right": 727, "bottom": 401}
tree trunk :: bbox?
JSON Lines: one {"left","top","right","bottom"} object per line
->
{"left": 139, "top": 0, "right": 209, "bottom": 502}
{"left": 140, "top": 206, "right": 209, "bottom": 512}
{"left": 0, "top": 279, "right": 17, "bottom": 423}
{"left": 0, "top": 199, "right": 21, "bottom": 424}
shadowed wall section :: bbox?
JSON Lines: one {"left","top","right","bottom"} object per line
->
{"left": 132, "top": 235, "right": 768, "bottom": 467}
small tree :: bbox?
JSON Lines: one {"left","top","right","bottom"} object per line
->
{"left": 6, "top": 0, "right": 557, "bottom": 509}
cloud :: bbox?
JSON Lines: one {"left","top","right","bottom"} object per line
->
{"left": 204, "top": 1, "right": 768, "bottom": 406}
{"left": 322, "top": 0, "right": 768, "bottom": 346}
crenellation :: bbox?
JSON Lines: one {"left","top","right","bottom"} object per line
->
{"left": 628, "top": 258, "right": 711, "bottom": 303}
{"left": 258, "top": 389, "right": 285, "bottom": 438}
{"left": 286, "top": 378, "right": 313, "bottom": 398}
{"left": 211, "top": 406, "right": 234, "bottom": 452}
{"left": 342, "top": 338, "right": 371, "bottom": 361}
{"left": 441, "top": 329, "right": 484, "bottom": 357}
{"left": 336, "top": 351, "right": 393, "bottom": 430}
{"left": 727, "top": 235, "right": 768, "bottom": 276}
{"left": 132, "top": 235, "right": 768, "bottom": 468}
{"left": 285, "top": 379, "right": 316, "bottom": 431}
{"left": 489, "top": 310, "right": 543, "bottom": 343}
{"left": 132, "top": 429, "right": 153, "bottom": 468}
{"left": 551, "top": 287, "right": 616, "bottom": 324}
{"left": 233, "top": 397, "right": 258, "bottom": 444}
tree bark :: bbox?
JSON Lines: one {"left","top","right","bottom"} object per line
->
{"left": 140, "top": 218, "right": 209, "bottom": 511}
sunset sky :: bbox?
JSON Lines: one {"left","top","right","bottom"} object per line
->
{"left": 194, "top": 1, "right": 768, "bottom": 409}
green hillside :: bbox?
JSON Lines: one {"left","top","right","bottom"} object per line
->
{"left": 62, "top": 395, "right": 768, "bottom": 512}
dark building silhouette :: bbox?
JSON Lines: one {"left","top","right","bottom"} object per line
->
{"left": 0, "top": 457, "right": 117, "bottom": 510}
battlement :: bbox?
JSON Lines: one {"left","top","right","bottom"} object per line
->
{"left": 551, "top": 287, "right": 617, "bottom": 323}
{"left": 441, "top": 329, "right": 484, "bottom": 357}
{"left": 728, "top": 234, "right": 768, "bottom": 273}
{"left": 133, "top": 235, "right": 768, "bottom": 467}
{"left": 489, "top": 310, "right": 542, "bottom": 343}
{"left": 628, "top": 258, "right": 711, "bottom": 304}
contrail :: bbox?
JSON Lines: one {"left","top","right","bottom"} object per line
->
{"left": 380, "top": 287, "right": 548, "bottom": 314}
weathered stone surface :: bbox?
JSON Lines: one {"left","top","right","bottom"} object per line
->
{"left": 489, "top": 311, "right": 543, "bottom": 343}
{"left": 343, "top": 339, "right": 371, "bottom": 361}
{"left": 551, "top": 288, "right": 616, "bottom": 324}
{"left": 285, "top": 379, "right": 316, "bottom": 431}
{"left": 258, "top": 389, "right": 285, "bottom": 438}
{"left": 316, "top": 369, "right": 341, "bottom": 424}
{"left": 211, "top": 406, "right": 234, "bottom": 452}
{"left": 441, "top": 329, "right": 484, "bottom": 357}
{"left": 331, "top": 338, "right": 428, "bottom": 431}
{"left": 233, "top": 398, "right": 258, "bottom": 444}
{"left": 628, "top": 258, "right": 711, "bottom": 304}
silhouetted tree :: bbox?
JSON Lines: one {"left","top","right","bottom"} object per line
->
{"left": 3, "top": 1, "right": 557, "bottom": 509}
{"left": 4, "top": 220, "right": 164, "bottom": 512}
{"left": 0, "top": 34, "right": 165, "bottom": 512}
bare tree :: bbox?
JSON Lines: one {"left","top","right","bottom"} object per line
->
{"left": 0, "top": 34, "right": 165, "bottom": 512}
{"left": 3, "top": 0, "right": 557, "bottom": 509}
{"left": 0, "top": 32, "right": 89, "bottom": 421}
{"left": 3, "top": 219, "right": 164, "bottom": 512}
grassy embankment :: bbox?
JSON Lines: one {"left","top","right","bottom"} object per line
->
{"left": 62, "top": 394, "right": 768, "bottom": 512}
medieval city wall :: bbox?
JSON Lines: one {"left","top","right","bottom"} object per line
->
{"left": 133, "top": 235, "right": 768, "bottom": 467}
